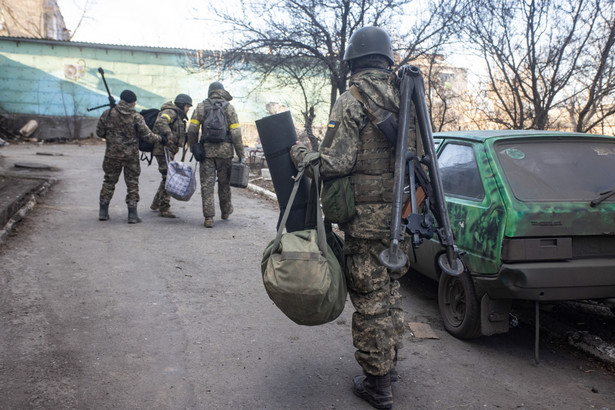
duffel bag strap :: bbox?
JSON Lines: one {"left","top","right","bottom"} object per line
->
{"left": 272, "top": 160, "right": 327, "bottom": 254}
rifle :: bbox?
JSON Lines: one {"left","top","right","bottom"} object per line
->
{"left": 378, "top": 65, "right": 463, "bottom": 277}
{"left": 87, "top": 68, "right": 116, "bottom": 119}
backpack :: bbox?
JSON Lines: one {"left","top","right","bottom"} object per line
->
{"left": 202, "top": 99, "right": 229, "bottom": 143}
{"left": 138, "top": 108, "right": 161, "bottom": 165}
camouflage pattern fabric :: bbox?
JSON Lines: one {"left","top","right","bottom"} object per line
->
{"left": 150, "top": 101, "right": 188, "bottom": 212}
{"left": 199, "top": 157, "right": 232, "bottom": 218}
{"left": 96, "top": 100, "right": 161, "bottom": 160}
{"left": 187, "top": 88, "right": 244, "bottom": 220}
{"left": 186, "top": 89, "right": 245, "bottom": 160}
{"left": 99, "top": 156, "right": 141, "bottom": 207}
{"left": 152, "top": 101, "right": 188, "bottom": 157}
{"left": 96, "top": 100, "right": 162, "bottom": 207}
{"left": 345, "top": 236, "right": 411, "bottom": 376}
{"left": 151, "top": 154, "right": 171, "bottom": 211}
{"left": 291, "top": 68, "right": 420, "bottom": 376}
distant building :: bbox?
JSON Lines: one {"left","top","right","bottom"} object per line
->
{"left": 0, "top": 0, "right": 69, "bottom": 40}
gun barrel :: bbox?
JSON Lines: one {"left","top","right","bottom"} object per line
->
{"left": 86, "top": 103, "right": 111, "bottom": 112}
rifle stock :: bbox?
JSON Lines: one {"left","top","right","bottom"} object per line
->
{"left": 378, "top": 66, "right": 463, "bottom": 277}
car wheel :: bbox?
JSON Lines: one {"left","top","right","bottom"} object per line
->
{"left": 438, "top": 270, "right": 482, "bottom": 339}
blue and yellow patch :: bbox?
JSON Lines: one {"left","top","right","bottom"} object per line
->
{"left": 328, "top": 121, "right": 336, "bottom": 128}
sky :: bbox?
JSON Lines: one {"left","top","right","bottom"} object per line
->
{"left": 56, "top": 0, "right": 229, "bottom": 50}
{"left": 56, "top": 0, "right": 480, "bottom": 72}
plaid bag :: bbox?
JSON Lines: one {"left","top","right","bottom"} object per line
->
{"left": 164, "top": 148, "right": 197, "bottom": 201}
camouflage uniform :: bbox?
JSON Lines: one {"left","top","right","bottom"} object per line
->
{"left": 187, "top": 88, "right": 245, "bottom": 220}
{"left": 96, "top": 100, "right": 161, "bottom": 208}
{"left": 292, "top": 68, "right": 420, "bottom": 377}
{"left": 150, "top": 101, "right": 188, "bottom": 213}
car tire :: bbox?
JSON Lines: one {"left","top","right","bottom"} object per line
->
{"left": 438, "top": 269, "right": 482, "bottom": 339}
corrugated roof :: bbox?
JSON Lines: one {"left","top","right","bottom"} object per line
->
{"left": 0, "top": 35, "right": 217, "bottom": 54}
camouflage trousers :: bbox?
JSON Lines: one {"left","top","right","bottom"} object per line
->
{"left": 199, "top": 157, "right": 232, "bottom": 218}
{"left": 151, "top": 154, "right": 171, "bottom": 212}
{"left": 344, "top": 235, "right": 411, "bottom": 376}
{"left": 99, "top": 156, "right": 141, "bottom": 208}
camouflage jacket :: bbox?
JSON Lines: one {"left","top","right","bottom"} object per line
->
{"left": 96, "top": 100, "right": 162, "bottom": 160}
{"left": 292, "top": 68, "right": 421, "bottom": 239}
{"left": 152, "top": 101, "right": 188, "bottom": 156}
{"left": 186, "top": 89, "right": 245, "bottom": 160}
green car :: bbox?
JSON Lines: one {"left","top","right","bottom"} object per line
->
{"left": 410, "top": 130, "right": 615, "bottom": 339}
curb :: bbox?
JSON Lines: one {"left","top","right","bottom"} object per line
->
{"left": 247, "top": 182, "right": 277, "bottom": 202}
{"left": 0, "top": 177, "right": 55, "bottom": 244}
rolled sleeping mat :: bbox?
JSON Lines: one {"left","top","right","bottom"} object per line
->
{"left": 255, "top": 111, "right": 309, "bottom": 233}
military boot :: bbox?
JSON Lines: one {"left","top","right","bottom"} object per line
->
{"left": 159, "top": 209, "right": 176, "bottom": 218}
{"left": 98, "top": 203, "right": 109, "bottom": 221}
{"left": 127, "top": 207, "right": 142, "bottom": 224}
{"left": 352, "top": 373, "right": 392, "bottom": 409}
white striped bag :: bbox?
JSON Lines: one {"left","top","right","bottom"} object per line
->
{"left": 164, "top": 148, "right": 197, "bottom": 201}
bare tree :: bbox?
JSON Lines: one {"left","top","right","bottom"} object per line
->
{"left": 566, "top": 1, "right": 615, "bottom": 133}
{"left": 461, "top": 0, "right": 611, "bottom": 131}
{"left": 63, "top": 0, "right": 96, "bottom": 41}
{"left": 189, "top": 0, "right": 465, "bottom": 139}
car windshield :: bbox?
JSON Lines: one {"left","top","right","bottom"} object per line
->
{"left": 495, "top": 139, "right": 615, "bottom": 202}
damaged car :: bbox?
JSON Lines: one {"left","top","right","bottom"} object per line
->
{"left": 409, "top": 130, "right": 615, "bottom": 339}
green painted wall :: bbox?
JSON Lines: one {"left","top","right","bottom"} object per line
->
{"left": 0, "top": 37, "right": 330, "bottom": 142}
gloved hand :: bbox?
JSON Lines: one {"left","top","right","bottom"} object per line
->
{"left": 302, "top": 151, "right": 320, "bottom": 166}
{"left": 160, "top": 135, "right": 168, "bottom": 146}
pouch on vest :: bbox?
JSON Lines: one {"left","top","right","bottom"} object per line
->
{"left": 321, "top": 176, "right": 356, "bottom": 224}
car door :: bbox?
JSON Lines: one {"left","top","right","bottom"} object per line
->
{"left": 436, "top": 140, "right": 506, "bottom": 275}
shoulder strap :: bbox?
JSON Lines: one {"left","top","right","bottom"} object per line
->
{"left": 349, "top": 85, "right": 382, "bottom": 129}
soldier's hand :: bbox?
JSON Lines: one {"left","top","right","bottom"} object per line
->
{"left": 303, "top": 152, "right": 320, "bottom": 166}
{"left": 160, "top": 135, "right": 168, "bottom": 146}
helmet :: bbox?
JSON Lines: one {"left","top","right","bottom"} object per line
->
{"left": 208, "top": 81, "right": 225, "bottom": 95}
{"left": 174, "top": 93, "right": 193, "bottom": 106}
{"left": 343, "top": 26, "right": 394, "bottom": 65}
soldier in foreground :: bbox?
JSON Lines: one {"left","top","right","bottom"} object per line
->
{"left": 96, "top": 90, "right": 166, "bottom": 224}
{"left": 291, "top": 27, "right": 417, "bottom": 409}
{"left": 150, "top": 93, "right": 193, "bottom": 218}
{"left": 187, "top": 82, "right": 245, "bottom": 228}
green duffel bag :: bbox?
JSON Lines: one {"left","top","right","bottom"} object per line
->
{"left": 261, "top": 161, "right": 347, "bottom": 326}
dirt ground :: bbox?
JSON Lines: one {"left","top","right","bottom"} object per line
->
{"left": 1, "top": 141, "right": 615, "bottom": 409}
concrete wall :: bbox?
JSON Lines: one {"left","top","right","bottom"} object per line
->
{"left": 0, "top": 37, "right": 326, "bottom": 143}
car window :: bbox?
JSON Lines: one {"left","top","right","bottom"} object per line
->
{"left": 438, "top": 143, "right": 484, "bottom": 200}
{"left": 495, "top": 139, "right": 615, "bottom": 201}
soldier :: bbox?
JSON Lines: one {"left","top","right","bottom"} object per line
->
{"left": 150, "top": 93, "right": 193, "bottom": 218}
{"left": 291, "top": 27, "right": 419, "bottom": 409}
{"left": 187, "top": 82, "right": 245, "bottom": 228}
{"left": 97, "top": 89, "right": 166, "bottom": 224}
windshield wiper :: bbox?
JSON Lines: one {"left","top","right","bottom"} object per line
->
{"left": 590, "top": 188, "right": 615, "bottom": 207}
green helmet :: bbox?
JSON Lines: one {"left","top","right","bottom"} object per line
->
{"left": 208, "top": 81, "right": 225, "bottom": 95}
{"left": 343, "top": 26, "right": 394, "bottom": 65}
{"left": 174, "top": 93, "right": 192, "bottom": 107}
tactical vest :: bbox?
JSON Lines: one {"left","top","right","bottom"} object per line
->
{"left": 349, "top": 95, "right": 397, "bottom": 204}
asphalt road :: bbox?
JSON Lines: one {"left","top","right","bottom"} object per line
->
{"left": 0, "top": 141, "right": 614, "bottom": 409}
